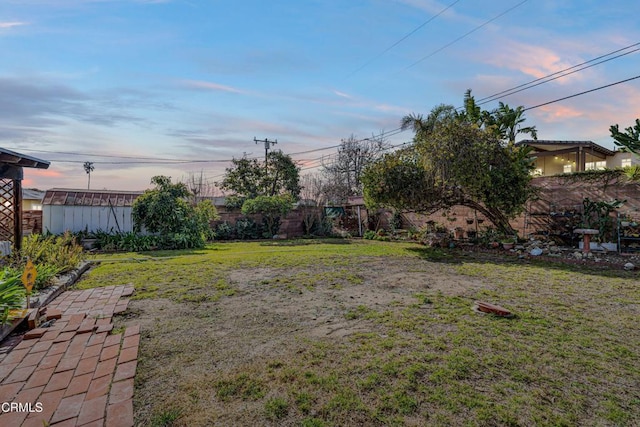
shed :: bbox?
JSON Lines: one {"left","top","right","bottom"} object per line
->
{"left": 42, "top": 189, "right": 143, "bottom": 234}
{"left": 0, "top": 147, "right": 50, "bottom": 251}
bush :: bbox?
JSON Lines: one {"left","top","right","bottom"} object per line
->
{"left": 19, "top": 232, "right": 85, "bottom": 274}
{"left": 132, "top": 176, "right": 219, "bottom": 249}
{"left": 215, "top": 222, "right": 234, "bottom": 240}
{"left": 235, "top": 217, "right": 261, "bottom": 240}
{"left": 241, "top": 195, "right": 294, "bottom": 237}
{"left": 363, "top": 230, "right": 377, "bottom": 240}
{"left": 309, "top": 215, "right": 335, "bottom": 237}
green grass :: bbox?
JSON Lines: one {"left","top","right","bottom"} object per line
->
{"left": 80, "top": 240, "right": 640, "bottom": 426}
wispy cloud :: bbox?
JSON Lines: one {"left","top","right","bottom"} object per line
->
{"left": 332, "top": 90, "right": 352, "bottom": 99}
{"left": 483, "top": 41, "right": 581, "bottom": 83}
{"left": 179, "top": 79, "right": 247, "bottom": 95}
{"left": 0, "top": 22, "right": 28, "bottom": 29}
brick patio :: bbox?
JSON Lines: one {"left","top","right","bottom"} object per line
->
{"left": 0, "top": 285, "right": 138, "bottom": 427}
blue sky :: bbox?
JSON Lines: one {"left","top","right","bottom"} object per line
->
{"left": 2, "top": 0, "right": 639, "bottom": 191}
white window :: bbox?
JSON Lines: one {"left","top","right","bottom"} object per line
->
{"left": 563, "top": 164, "right": 573, "bottom": 173}
{"left": 585, "top": 161, "right": 606, "bottom": 170}
{"left": 621, "top": 158, "right": 632, "bottom": 168}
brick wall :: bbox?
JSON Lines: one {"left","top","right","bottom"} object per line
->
{"left": 23, "top": 210, "right": 43, "bottom": 235}
{"left": 382, "top": 176, "right": 640, "bottom": 240}
{"left": 214, "top": 207, "right": 313, "bottom": 237}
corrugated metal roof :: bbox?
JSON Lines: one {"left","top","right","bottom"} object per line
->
{"left": 42, "top": 188, "right": 143, "bottom": 207}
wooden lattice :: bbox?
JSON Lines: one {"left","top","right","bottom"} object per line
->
{"left": 0, "top": 178, "right": 16, "bottom": 244}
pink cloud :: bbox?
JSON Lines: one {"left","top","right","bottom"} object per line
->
{"left": 483, "top": 41, "right": 585, "bottom": 84}
{"left": 23, "top": 168, "right": 63, "bottom": 188}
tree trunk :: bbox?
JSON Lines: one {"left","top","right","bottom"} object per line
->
{"left": 462, "top": 199, "right": 516, "bottom": 236}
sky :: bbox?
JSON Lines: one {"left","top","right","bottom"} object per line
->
{"left": 1, "top": 0, "right": 639, "bottom": 192}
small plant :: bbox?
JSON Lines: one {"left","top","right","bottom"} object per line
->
{"left": 363, "top": 230, "right": 377, "bottom": 240}
{"left": 150, "top": 408, "right": 182, "bottom": 427}
{"left": 264, "top": 397, "right": 289, "bottom": 420}
{"left": 582, "top": 198, "right": 625, "bottom": 242}
{"left": 0, "top": 272, "right": 25, "bottom": 324}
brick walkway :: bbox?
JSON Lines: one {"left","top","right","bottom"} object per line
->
{"left": 0, "top": 285, "right": 138, "bottom": 427}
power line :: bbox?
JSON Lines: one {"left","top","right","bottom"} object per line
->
{"left": 524, "top": 74, "right": 640, "bottom": 111}
{"left": 18, "top": 128, "right": 408, "bottom": 166}
{"left": 346, "top": 0, "right": 462, "bottom": 79}
{"left": 476, "top": 42, "right": 640, "bottom": 106}
{"left": 404, "top": 0, "right": 529, "bottom": 71}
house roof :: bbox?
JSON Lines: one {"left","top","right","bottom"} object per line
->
{"left": 517, "top": 140, "right": 616, "bottom": 157}
{"left": 23, "top": 188, "right": 46, "bottom": 201}
{"left": 42, "top": 188, "right": 143, "bottom": 207}
{"left": 0, "top": 147, "right": 50, "bottom": 169}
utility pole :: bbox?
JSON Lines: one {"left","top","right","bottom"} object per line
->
{"left": 254, "top": 137, "right": 277, "bottom": 165}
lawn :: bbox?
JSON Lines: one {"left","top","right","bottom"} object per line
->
{"left": 77, "top": 239, "right": 640, "bottom": 426}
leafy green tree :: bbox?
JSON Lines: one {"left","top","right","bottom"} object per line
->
{"left": 218, "top": 151, "right": 301, "bottom": 200}
{"left": 610, "top": 119, "right": 640, "bottom": 153}
{"left": 264, "top": 151, "right": 301, "bottom": 198}
{"left": 132, "top": 176, "right": 219, "bottom": 248}
{"left": 362, "top": 121, "right": 534, "bottom": 235}
{"left": 241, "top": 194, "right": 294, "bottom": 237}
{"left": 404, "top": 90, "right": 537, "bottom": 146}
{"left": 218, "top": 157, "right": 264, "bottom": 200}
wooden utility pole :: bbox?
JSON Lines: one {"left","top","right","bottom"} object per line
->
{"left": 254, "top": 137, "right": 277, "bottom": 165}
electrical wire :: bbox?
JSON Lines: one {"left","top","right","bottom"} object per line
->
{"left": 17, "top": 128, "right": 408, "bottom": 166}
{"left": 476, "top": 43, "right": 640, "bottom": 106}
{"left": 403, "top": 0, "right": 529, "bottom": 71}
{"left": 346, "top": 0, "right": 462, "bottom": 79}
{"left": 524, "top": 74, "right": 640, "bottom": 111}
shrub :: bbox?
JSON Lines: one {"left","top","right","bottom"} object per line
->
{"left": 235, "top": 217, "right": 261, "bottom": 240}
{"left": 19, "top": 232, "right": 85, "bottom": 273}
{"left": 241, "top": 195, "right": 294, "bottom": 237}
{"left": 215, "top": 222, "right": 234, "bottom": 240}
{"left": 309, "top": 215, "right": 335, "bottom": 237}
{"left": 132, "top": 176, "right": 219, "bottom": 249}
{"left": 0, "top": 272, "right": 26, "bottom": 324}
{"left": 363, "top": 230, "right": 377, "bottom": 240}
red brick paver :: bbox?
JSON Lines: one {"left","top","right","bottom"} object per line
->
{"left": 0, "top": 285, "right": 138, "bottom": 427}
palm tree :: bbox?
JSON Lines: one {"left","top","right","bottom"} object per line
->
{"left": 83, "top": 161, "right": 94, "bottom": 189}
{"left": 492, "top": 103, "right": 537, "bottom": 145}
{"left": 401, "top": 104, "right": 458, "bottom": 137}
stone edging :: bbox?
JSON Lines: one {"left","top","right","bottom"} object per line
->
{"left": 0, "top": 261, "right": 95, "bottom": 344}
{"left": 29, "top": 260, "right": 95, "bottom": 308}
